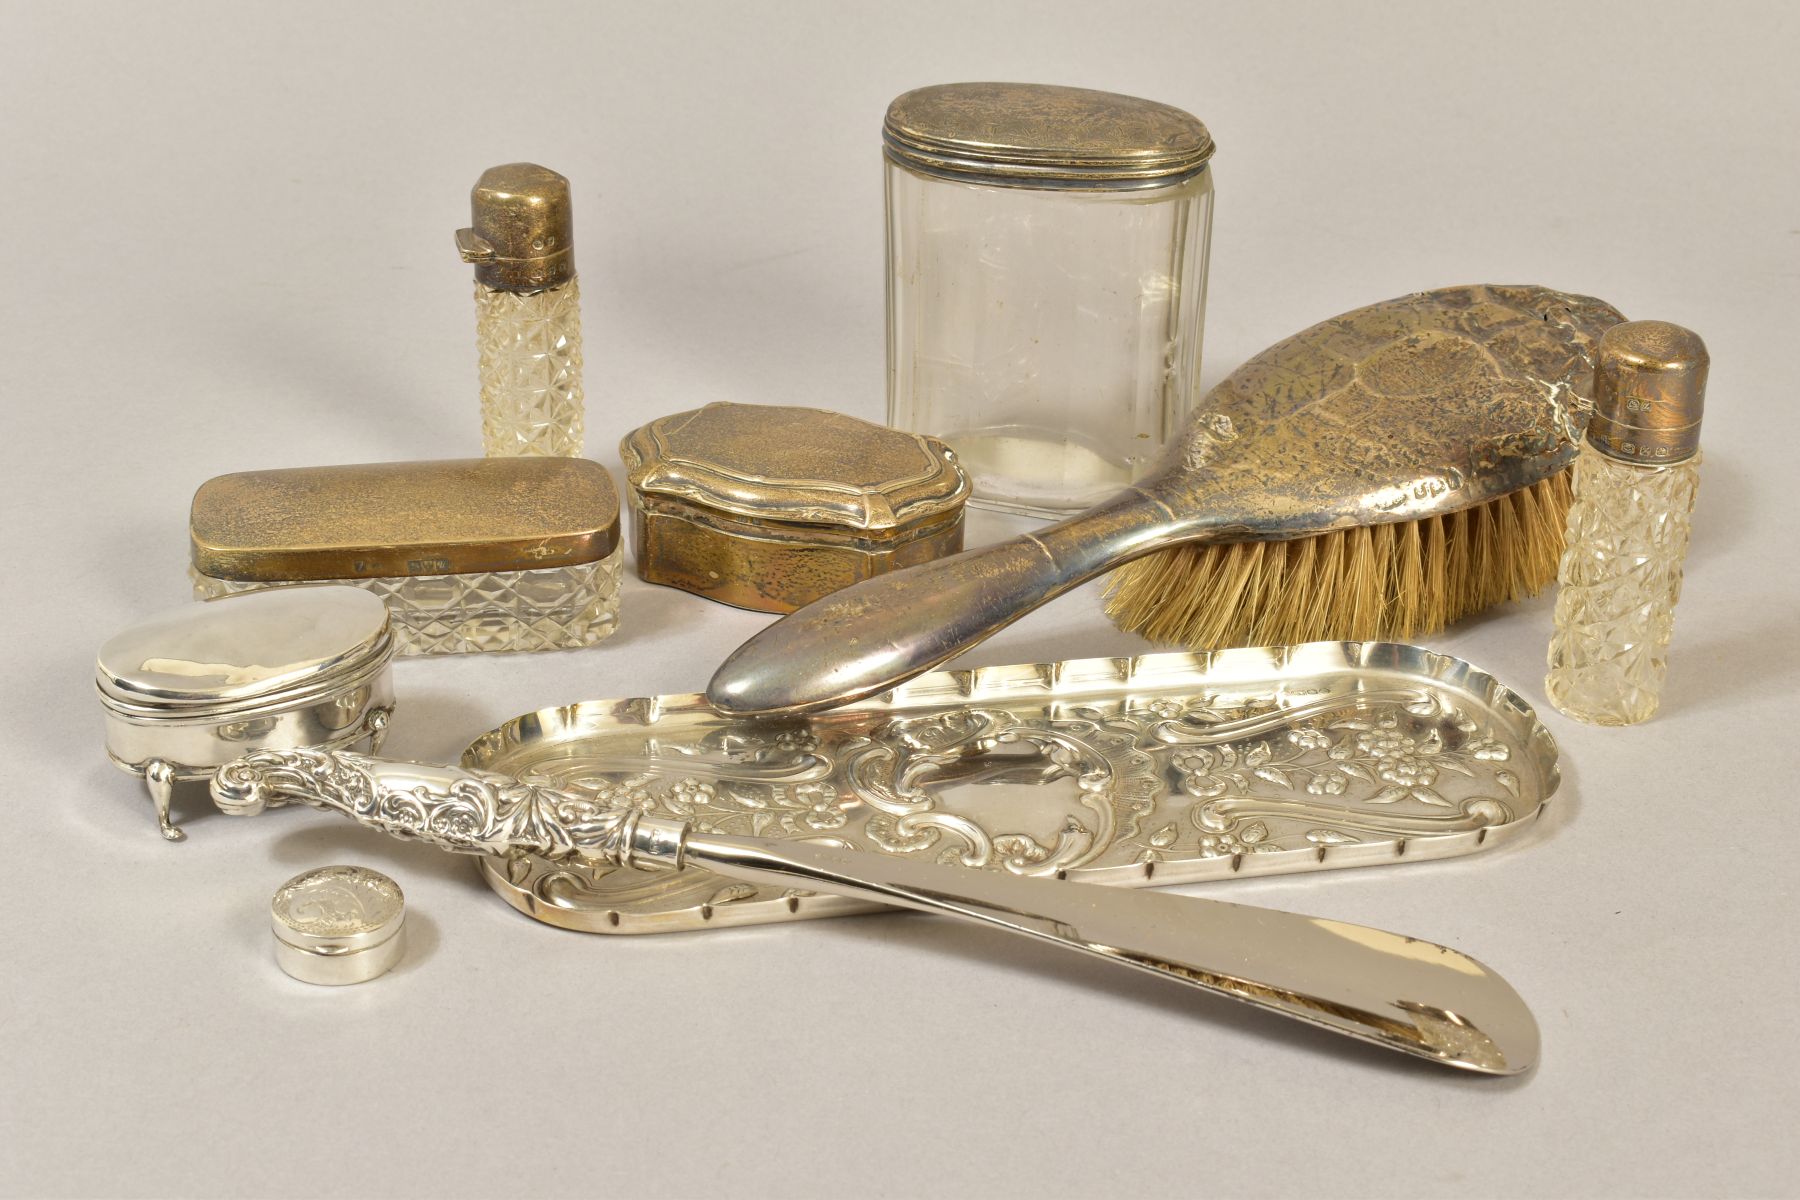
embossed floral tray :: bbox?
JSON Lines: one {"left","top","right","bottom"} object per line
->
{"left": 462, "top": 641, "right": 1558, "bottom": 933}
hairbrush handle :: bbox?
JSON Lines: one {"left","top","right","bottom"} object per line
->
{"left": 210, "top": 747, "right": 1539, "bottom": 1076}
{"left": 708, "top": 488, "right": 1194, "bottom": 717}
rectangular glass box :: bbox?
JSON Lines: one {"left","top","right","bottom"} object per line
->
{"left": 188, "top": 457, "right": 622, "bottom": 656}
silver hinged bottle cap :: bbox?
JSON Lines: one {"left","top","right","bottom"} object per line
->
{"left": 1585, "top": 320, "right": 1708, "bottom": 465}
{"left": 270, "top": 865, "right": 406, "bottom": 985}
{"left": 455, "top": 162, "right": 575, "bottom": 292}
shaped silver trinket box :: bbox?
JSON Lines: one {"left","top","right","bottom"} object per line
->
{"left": 96, "top": 586, "right": 396, "bottom": 841}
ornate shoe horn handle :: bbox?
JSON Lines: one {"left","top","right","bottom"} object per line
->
{"left": 212, "top": 748, "right": 1540, "bottom": 1076}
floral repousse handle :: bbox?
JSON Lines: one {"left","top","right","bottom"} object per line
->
{"left": 210, "top": 748, "right": 688, "bottom": 869}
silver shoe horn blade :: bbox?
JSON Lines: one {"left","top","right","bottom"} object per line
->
{"left": 211, "top": 749, "right": 1539, "bottom": 1075}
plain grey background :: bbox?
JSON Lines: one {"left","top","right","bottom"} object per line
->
{"left": 3, "top": 2, "right": 1797, "bottom": 1197}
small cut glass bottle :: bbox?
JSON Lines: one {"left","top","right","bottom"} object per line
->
{"left": 1546, "top": 320, "right": 1707, "bottom": 725}
{"left": 456, "top": 163, "right": 585, "bottom": 457}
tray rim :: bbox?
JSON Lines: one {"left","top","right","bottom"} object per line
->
{"left": 462, "top": 639, "right": 1559, "bottom": 800}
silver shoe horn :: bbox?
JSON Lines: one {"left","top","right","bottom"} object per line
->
{"left": 212, "top": 748, "right": 1538, "bottom": 1076}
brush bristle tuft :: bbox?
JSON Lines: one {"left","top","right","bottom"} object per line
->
{"left": 1103, "top": 473, "right": 1574, "bottom": 648}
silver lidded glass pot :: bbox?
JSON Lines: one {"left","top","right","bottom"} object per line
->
{"left": 884, "top": 82, "right": 1216, "bottom": 518}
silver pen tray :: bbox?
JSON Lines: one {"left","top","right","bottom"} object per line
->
{"left": 463, "top": 641, "right": 1558, "bottom": 933}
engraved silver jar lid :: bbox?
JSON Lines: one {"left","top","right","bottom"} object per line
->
{"left": 97, "top": 587, "right": 394, "bottom": 722}
{"left": 883, "top": 82, "right": 1215, "bottom": 190}
{"left": 270, "top": 865, "right": 407, "bottom": 985}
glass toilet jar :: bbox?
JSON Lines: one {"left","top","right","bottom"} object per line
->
{"left": 884, "top": 82, "right": 1216, "bottom": 518}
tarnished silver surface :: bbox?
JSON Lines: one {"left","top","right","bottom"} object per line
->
{"left": 619, "top": 402, "right": 969, "bottom": 613}
{"left": 709, "top": 284, "right": 1625, "bottom": 716}
{"left": 455, "top": 163, "right": 575, "bottom": 292}
{"left": 96, "top": 587, "right": 395, "bottom": 840}
{"left": 466, "top": 641, "right": 1555, "bottom": 931}
{"left": 1586, "top": 320, "right": 1709, "bottom": 465}
{"left": 210, "top": 745, "right": 1540, "bottom": 1075}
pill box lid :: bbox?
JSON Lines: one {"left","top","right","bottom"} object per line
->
{"left": 190, "top": 457, "right": 621, "bottom": 582}
{"left": 96, "top": 586, "right": 393, "bottom": 715}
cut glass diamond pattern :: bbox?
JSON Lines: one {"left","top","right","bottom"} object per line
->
{"left": 193, "top": 546, "right": 622, "bottom": 657}
{"left": 1546, "top": 449, "right": 1699, "bottom": 725}
{"left": 476, "top": 278, "right": 584, "bottom": 457}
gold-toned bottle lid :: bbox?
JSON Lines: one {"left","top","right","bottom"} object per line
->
{"left": 455, "top": 162, "right": 575, "bottom": 292}
{"left": 191, "top": 457, "right": 620, "bottom": 582}
{"left": 1585, "top": 320, "right": 1708, "bottom": 465}
{"left": 884, "top": 82, "right": 1214, "bottom": 190}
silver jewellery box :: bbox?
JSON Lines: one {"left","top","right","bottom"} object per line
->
{"left": 96, "top": 586, "right": 396, "bottom": 842}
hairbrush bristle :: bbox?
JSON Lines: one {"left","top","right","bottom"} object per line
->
{"left": 1102, "top": 472, "right": 1574, "bottom": 648}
